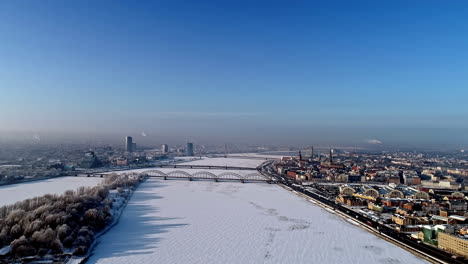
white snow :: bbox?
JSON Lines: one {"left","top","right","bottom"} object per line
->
{"left": 228, "top": 153, "right": 286, "bottom": 159}
{"left": 69, "top": 185, "right": 139, "bottom": 264}
{"left": 176, "top": 157, "right": 267, "bottom": 168}
{"left": 87, "top": 180, "right": 427, "bottom": 264}
{"left": 0, "top": 177, "right": 103, "bottom": 207}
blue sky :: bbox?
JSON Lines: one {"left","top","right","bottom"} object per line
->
{"left": 0, "top": 1, "right": 467, "bottom": 147}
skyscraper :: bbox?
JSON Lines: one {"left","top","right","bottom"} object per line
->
{"left": 186, "top": 142, "right": 194, "bottom": 156}
{"left": 125, "top": 136, "right": 133, "bottom": 152}
{"left": 162, "top": 144, "right": 169, "bottom": 153}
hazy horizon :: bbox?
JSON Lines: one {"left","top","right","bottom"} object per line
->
{"left": 1, "top": 1, "right": 467, "bottom": 148}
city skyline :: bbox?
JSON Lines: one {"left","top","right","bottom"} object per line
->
{"left": 1, "top": 1, "right": 468, "bottom": 147}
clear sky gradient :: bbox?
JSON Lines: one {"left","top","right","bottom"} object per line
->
{"left": 0, "top": 1, "right": 467, "bottom": 147}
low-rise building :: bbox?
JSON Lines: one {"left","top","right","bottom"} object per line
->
{"left": 438, "top": 232, "right": 468, "bottom": 258}
{"left": 392, "top": 214, "right": 430, "bottom": 226}
{"left": 392, "top": 214, "right": 412, "bottom": 225}
{"left": 397, "top": 225, "right": 424, "bottom": 233}
{"left": 422, "top": 202, "right": 440, "bottom": 215}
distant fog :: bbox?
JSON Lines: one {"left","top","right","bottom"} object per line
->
{"left": 0, "top": 122, "right": 467, "bottom": 151}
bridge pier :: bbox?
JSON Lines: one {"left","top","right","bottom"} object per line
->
{"left": 164, "top": 176, "right": 167, "bottom": 180}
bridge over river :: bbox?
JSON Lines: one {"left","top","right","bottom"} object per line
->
{"left": 80, "top": 167, "right": 274, "bottom": 183}
{"left": 154, "top": 164, "right": 257, "bottom": 170}
{"left": 141, "top": 169, "right": 273, "bottom": 183}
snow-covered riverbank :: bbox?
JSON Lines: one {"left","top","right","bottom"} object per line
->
{"left": 68, "top": 179, "right": 141, "bottom": 264}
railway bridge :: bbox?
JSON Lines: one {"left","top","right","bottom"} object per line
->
{"left": 81, "top": 168, "right": 274, "bottom": 183}
{"left": 141, "top": 169, "right": 273, "bottom": 183}
{"left": 154, "top": 164, "right": 256, "bottom": 170}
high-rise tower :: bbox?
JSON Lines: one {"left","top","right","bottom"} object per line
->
{"left": 186, "top": 142, "right": 194, "bottom": 156}
{"left": 162, "top": 144, "right": 169, "bottom": 153}
{"left": 125, "top": 136, "right": 133, "bottom": 152}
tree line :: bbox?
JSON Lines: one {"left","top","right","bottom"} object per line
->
{"left": 0, "top": 174, "right": 143, "bottom": 259}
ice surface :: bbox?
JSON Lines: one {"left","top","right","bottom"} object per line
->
{"left": 228, "top": 153, "right": 287, "bottom": 159}
{"left": 88, "top": 180, "right": 427, "bottom": 264}
{"left": 0, "top": 177, "right": 103, "bottom": 206}
{"left": 175, "top": 157, "right": 267, "bottom": 168}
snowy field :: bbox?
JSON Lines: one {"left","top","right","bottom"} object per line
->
{"left": 175, "top": 157, "right": 266, "bottom": 168}
{"left": 0, "top": 177, "right": 103, "bottom": 207}
{"left": 88, "top": 180, "right": 427, "bottom": 264}
{"left": 228, "top": 153, "right": 287, "bottom": 159}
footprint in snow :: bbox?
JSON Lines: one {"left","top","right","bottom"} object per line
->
{"left": 378, "top": 258, "right": 401, "bottom": 264}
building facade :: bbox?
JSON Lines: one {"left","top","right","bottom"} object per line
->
{"left": 438, "top": 232, "right": 468, "bottom": 258}
{"left": 125, "top": 136, "right": 133, "bottom": 152}
{"left": 162, "top": 144, "right": 169, "bottom": 153}
{"left": 186, "top": 142, "right": 194, "bottom": 156}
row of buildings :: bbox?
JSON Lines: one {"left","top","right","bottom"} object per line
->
{"left": 275, "top": 148, "right": 466, "bottom": 190}
{"left": 276, "top": 147, "right": 467, "bottom": 259}
{"left": 124, "top": 136, "right": 194, "bottom": 156}
{"left": 333, "top": 183, "right": 468, "bottom": 259}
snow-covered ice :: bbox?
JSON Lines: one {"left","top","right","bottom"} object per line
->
{"left": 228, "top": 153, "right": 287, "bottom": 159}
{"left": 88, "top": 180, "right": 427, "bottom": 264}
{"left": 0, "top": 177, "right": 103, "bottom": 207}
{"left": 176, "top": 157, "right": 267, "bottom": 168}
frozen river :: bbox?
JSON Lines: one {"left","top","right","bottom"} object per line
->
{"left": 87, "top": 179, "right": 427, "bottom": 264}
{"left": 176, "top": 157, "right": 267, "bottom": 168}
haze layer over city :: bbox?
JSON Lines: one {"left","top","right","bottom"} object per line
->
{"left": 0, "top": 1, "right": 468, "bottom": 264}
